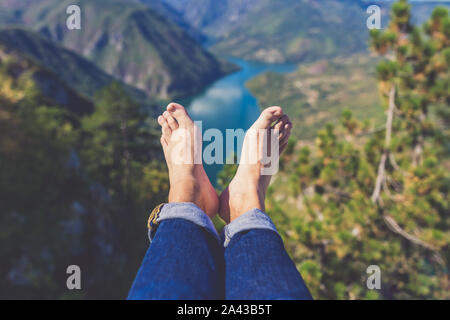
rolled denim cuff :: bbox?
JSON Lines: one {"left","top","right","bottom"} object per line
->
{"left": 222, "top": 208, "right": 278, "bottom": 247}
{"left": 148, "top": 202, "right": 220, "bottom": 243}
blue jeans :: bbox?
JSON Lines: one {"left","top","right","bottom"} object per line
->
{"left": 127, "top": 203, "right": 312, "bottom": 300}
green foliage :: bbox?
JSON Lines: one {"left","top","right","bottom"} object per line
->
{"left": 247, "top": 54, "right": 383, "bottom": 140}
{"left": 250, "top": 1, "right": 450, "bottom": 299}
{"left": 0, "top": 54, "right": 168, "bottom": 298}
{"left": 0, "top": 28, "right": 146, "bottom": 103}
{"left": 376, "top": 61, "right": 398, "bottom": 81}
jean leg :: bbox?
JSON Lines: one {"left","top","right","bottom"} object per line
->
{"left": 224, "top": 211, "right": 312, "bottom": 300}
{"left": 127, "top": 219, "right": 224, "bottom": 300}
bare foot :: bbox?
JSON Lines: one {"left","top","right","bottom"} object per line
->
{"left": 158, "top": 103, "right": 218, "bottom": 218}
{"left": 219, "top": 106, "right": 292, "bottom": 223}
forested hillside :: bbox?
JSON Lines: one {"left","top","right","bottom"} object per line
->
{"left": 247, "top": 55, "right": 382, "bottom": 140}
{"left": 0, "top": 47, "right": 169, "bottom": 299}
{"left": 0, "top": 28, "right": 148, "bottom": 104}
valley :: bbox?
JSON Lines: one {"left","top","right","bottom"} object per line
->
{"left": 0, "top": 0, "right": 235, "bottom": 99}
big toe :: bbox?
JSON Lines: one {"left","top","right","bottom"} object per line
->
{"left": 167, "top": 103, "right": 192, "bottom": 126}
{"left": 252, "top": 106, "right": 283, "bottom": 130}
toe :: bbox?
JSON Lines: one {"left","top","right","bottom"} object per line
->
{"left": 273, "top": 115, "right": 289, "bottom": 132}
{"left": 163, "top": 111, "right": 179, "bottom": 131}
{"left": 158, "top": 115, "right": 172, "bottom": 137}
{"left": 157, "top": 115, "right": 165, "bottom": 127}
{"left": 167, "top": 102, "right": 192, "bottom": 126}
{"left": 253, "top": 106, "right": 283, "bottom": 130}
{"left": 279, "top": 122, "right": 292, "bottom": 143}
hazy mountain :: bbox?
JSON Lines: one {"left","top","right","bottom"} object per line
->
{"left": 164, "top": 0, "right": 368, "bottom": 63}
{"left": 163, "top": 0, "right": 257, "bottom": 38}
{"left": 0, "top": 0, "right": 234, "bottom": 99}
{"left": 164, "top": 0, "right": 450, "bottom": 63}
{"left": 0, "top": 27, "right": 148, "bottom": 106}
{"left": 211, "top": 0, "right": 368, "bottom": 63}
{"left": 132, "top": 0, "right": 206, "bottom": 43}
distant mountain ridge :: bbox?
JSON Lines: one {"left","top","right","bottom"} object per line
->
{"left": 212, "top": 0, "right": 368, "bottom": 63}
{"left": 0, "top": 0, "right": 234, "bottom": 99}
{"left": 163, "top": 0, "right": 257, "bottom": 38}
{"left": 132, "top": 0, "right": 206, "bottom": 43}
{"left": 164, "top": 0, "right": 450, "bottom": 63}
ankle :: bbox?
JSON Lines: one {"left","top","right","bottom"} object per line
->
{"left": 228, "top": 192, "right": 265, "bottom": 222}
{"left": 168, "top": 177, "right": 198, "bottom": 204}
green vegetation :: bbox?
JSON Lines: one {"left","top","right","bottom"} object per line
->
{"left": 247, "top": 54, "right": 383, "bottom": 140}
{"left": 0, "top": 0, "right": 448, "bottom": 300}
{"left": 0, "top": 50, "right": 169, "bottom": 299}
{"left": 253, "top": 2, "right": 449, "bottom": 299}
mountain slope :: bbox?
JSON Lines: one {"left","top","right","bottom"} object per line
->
{"left": 0, "top": 41, "right": 93, "bottom": 114}
{"left": 0, "top": 28, "right": 148, "bottom": 104}
{"left": 211, "top": 0, "right": 368, "bottom": 63}
{"left": 165, "top": 0, "right": 368, "bottom": 63}
{"left": 0, "top": 0, "right": 234, "bottom": 99}
{"left": 163, "top": 0, "right": 257, "bottom": 38}
{"left": 133, "top": 0, "right": 206, "bottom": 43}
{"left": 247, "top": 55, "right": 382, "bottom": 140}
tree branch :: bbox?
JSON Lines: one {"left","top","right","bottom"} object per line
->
{"left": 372, "top": 84, "right": 396, "bottom": 204}
{"left": 383, "top": 214, "right": 446, "bottom": 267}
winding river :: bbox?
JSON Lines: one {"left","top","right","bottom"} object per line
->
{"left": 181, "top": 58, "right": 296, "bottom": 185}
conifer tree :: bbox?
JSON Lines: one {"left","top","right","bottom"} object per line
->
{"left": 265, "top": 1, "right": 449, "bottom": 299}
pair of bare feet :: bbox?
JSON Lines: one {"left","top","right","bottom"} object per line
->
{"left": 157, "top": 103, "right": 292, "bottom": 224}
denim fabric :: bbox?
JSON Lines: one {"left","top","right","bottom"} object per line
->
{"left": 149, "top": 202, "right": 220, "bottom": 243}
{"left": 128, "top": 204, "right": 313, "bottom": 300}
{"left": 222, "top": 208, "right": 278, "bottom": 247}
{"left": 128, "top": 219, "right": 225, "bottom": 300}
{"left": 225, "top": 228, "right": 313, "bottom": 300}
